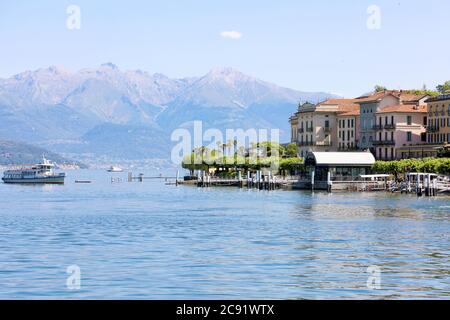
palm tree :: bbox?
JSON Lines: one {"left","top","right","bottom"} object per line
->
{"left": 226, "top": 140, "right": 233, "bottom": 156}
{"left": 216, "top": 141, "right": 223, "bottom": 156}
{"left": 222, "top": 143, "right": 227, "bottom": 157}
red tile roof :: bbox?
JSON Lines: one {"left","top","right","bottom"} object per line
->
{"left": 376, "top": 104, "right": 427, "bottom": 114}
{"left": 355, "top": 90, "right": 427, "bottom": 103}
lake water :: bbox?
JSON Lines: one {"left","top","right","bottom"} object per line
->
{"left": 0, "top": 170, "right": 449, "bottom": 299}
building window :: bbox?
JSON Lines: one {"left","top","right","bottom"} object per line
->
{"left": 421, "top": 132, "right": 427, "bottom": 142}
{"left": 407, "top": 116, "right": 412, "bottom": 125}
{"left": 407, "top": 131, "right": 412, "bottom": 142}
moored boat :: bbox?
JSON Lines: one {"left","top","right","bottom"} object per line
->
{"left": 2, "top": 157, "right": 65, "bottom": 184}
{"left": 107, "top": 166, "right": 123, "bottom": 172}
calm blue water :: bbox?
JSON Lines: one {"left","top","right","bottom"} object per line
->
{"left": 0, "top": 169, "right": 448, "bottom": 299}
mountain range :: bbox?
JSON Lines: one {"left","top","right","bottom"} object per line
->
{"left": 0, "top": 64, "right": 336, "bottom": 161}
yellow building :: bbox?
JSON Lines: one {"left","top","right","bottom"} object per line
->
{"left": 426, "top": 93, "right": 450, "bottom": 145}
{"left": 289, "top": 100, "right": 360, "bottom": 158}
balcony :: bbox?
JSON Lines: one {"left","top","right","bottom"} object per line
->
{"left": 339, "top": 147, "right": 358, "bottom": 151}
{"left": 384, "top": 124, "right": 396, "bottom": 130}
{"left": 372, "top": 125, "right": 383, "bottom": 130}
{"left": 373, "top": 140, "right": 396, "bottom": 146}
{"left": 306, "top": 127, "right": 314, "bottom": 133}
{"left": 323, "top": 127, "right": 332, "bottom": 133}
{"left": 427, "top": 126, "right": 439, "bottom": 133}
{"left": 298, "top": 128, "right": 304, "bottom": 133}
{"left": 298, "top": 141, "right": 313, "bottom": 147}
{"left": 315, "top": 141, "right": 332, "bottom": 147}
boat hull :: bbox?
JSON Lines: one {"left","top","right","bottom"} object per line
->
{"left": 2, "top": 176, "right": 65, "bottom": 184}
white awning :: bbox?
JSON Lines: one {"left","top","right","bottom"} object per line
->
{"left": 306, "top": 151, "right": 376, "bottom": 167}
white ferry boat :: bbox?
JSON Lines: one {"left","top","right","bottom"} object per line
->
{"left": 2, "top": 157, "right": 65, "bottom": 184}
{"left": 107, "top": 166, "right": 123, "bottom": 172}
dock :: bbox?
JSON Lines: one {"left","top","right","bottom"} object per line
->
{"left": 126, "top": 170, "right": 450, "bottom": 197}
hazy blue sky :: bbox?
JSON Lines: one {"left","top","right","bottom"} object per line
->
{"left": 1, "top": 0, "right": 449, "bottom": 97}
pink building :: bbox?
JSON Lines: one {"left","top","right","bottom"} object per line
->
{"left": 373, "top": 104, "right": 428, "bottom": 160}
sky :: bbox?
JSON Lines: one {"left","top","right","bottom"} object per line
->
{"left": 0, "top": 0, "right": 449, "bottom": 97}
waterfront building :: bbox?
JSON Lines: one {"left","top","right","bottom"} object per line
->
{"left": 298, "top": 151, "right": 376, "bottom": 190}
{"left": 289, "top": 99, "right": 360, "bottom": 157}
{"left": 373, "top": 104, "right": 429, "bottom": 160}
{"left": 357, "top": 90, "right": 429, "bottom": 155}
{"left": 337, "top": 109, "right": 360, "bottom": 151}
{"left": 289, "top": 90, "right": 443, "bottom": 160}
{"left": 425, "top": 93, "right": 450, "bottom": 146}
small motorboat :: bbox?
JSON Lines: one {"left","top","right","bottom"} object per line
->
{"left": 107, "top": 166, "right": 123, "bottom": 173}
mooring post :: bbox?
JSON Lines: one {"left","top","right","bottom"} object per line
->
{"left": 327, "top": 171, "right": 332, "bottom": 193}
{"left": 417, "top": 174, "right": 422, "bottom": 197}
{"left": 176, "top": 170, "right": 179, "bottom": 186}
{"left": 201, "top": 170, "right": 205, "bottom": 188}
{"left": 311, "top": 169, "right": 315, "bottom": 192}
{"left": 238, "top": 170, "right": 242, "bottom": 188}
{"left": 432, "top": 177, "right": 437, "bottom": 196}
{"left": 256, "top": 170, "right": 260, "bottom": 189}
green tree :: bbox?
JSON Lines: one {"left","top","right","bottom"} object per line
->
{"left": 436, "top": 81, "right": 450, "bottom": 94}
{"left": 374, "top": 85, "right": 387, "bottom": 92}
{"left": 285, "top": 143, "right": 298, "bottom": 158}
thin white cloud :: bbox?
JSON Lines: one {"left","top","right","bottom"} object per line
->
{"left": 220, "top": 31, "right": 243, "bottom": 40}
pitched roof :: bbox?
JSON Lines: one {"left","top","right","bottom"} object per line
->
{"left": 312, "top": 98, "right": 360, "bottom": 114}
{"left": 376, "top": 104, "right": 427, "bottom": 114}
{"left": 425, "top": 93, "right": 450, "bottom": 103}
{"left": 338, "top": 109, "right": 360, "bottom": 116}
{"left": 355, "top": 90, "right": 427, "bottom": 104}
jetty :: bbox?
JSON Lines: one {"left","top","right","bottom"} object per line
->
{"left": 193, "top": 171, "right": 289, "bottom": 190}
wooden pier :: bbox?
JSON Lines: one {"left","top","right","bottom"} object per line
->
{"left": 126, "top": 170, "right": 450, "bottom": 196}
{"left": 127, "top": 172, "right": 179, "bottom": 184}
{"left": 195, "top": 170, "right": 284, "bottom": 190}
